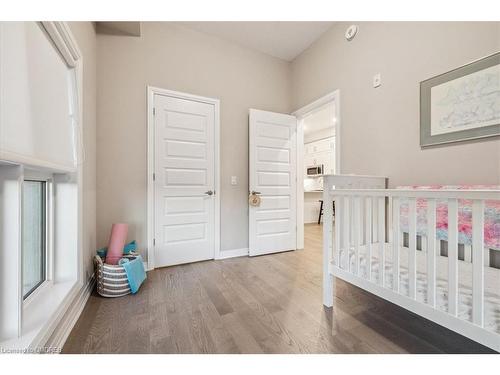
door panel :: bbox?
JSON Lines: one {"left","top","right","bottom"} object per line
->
{"left": 249, "top": 109, "right": 297, "bottom": 256}
{"left": 154, "top": 94, "right": 215, "bottom": 267}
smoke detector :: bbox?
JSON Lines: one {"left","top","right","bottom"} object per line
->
{"left": 345, "top": 25, "right": 358, "bottom": 41}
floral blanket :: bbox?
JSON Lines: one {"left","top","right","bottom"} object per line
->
{"left": 398, "top": 185, "right": 500, "bottom": 250}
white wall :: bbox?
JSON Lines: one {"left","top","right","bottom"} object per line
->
{"left": 96, "top": 22, "right": 292, "bottom": 257}
{"left": 292, "top": 22, "right": 500, "bottom": 187}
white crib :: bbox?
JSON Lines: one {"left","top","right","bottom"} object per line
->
{"left": 322, "top": 175, "right": 500, "bottom": 352}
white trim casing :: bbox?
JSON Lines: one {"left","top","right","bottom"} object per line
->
{"left": 296, "top": 119, "right": 304, "bottom": 247}
{"left": 147, "top": 86, "right": 221, "bottom": 270}
{"left": 0, "top": 165, "right": 23, "bottom": 340}
{"left": 292, "top": 90, "right": 341, "bottom": 250}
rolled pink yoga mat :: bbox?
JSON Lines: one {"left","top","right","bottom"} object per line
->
{"left": 106, "top": 223, "right": 128, "bottom": 265}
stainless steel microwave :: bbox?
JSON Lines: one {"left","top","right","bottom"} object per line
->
{"left": 306, "top": 165, "right": 323, "bottom": 176}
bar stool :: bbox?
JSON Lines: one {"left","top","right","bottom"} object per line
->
{"left": 317, "top": 200, "right": 335, "bottom": 224}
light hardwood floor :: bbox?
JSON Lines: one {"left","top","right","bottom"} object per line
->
{"left": 63, "top": 224, "right": 495, "bottom": 354}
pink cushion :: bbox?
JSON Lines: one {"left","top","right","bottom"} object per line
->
{"left": 106, "top": 223, "right": 129, "bottom": 265}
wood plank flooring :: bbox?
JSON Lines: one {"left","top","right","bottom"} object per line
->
{"left": 63, "top": 224, "right": 495, "bottom": 354}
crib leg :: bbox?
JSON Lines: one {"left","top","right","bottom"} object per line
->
{"left": 323, "top": 220, "right": 334, "bottom": 307}
{"left": 323, "top": 193, "right": 335, "bottom": 308}
{"left": 323, "top": 267, "right": 334, "bottom": 307}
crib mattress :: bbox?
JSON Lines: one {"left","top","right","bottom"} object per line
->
{"left": 397, "top": 185, "right": 500, "bottom": 249}
{"left": 338, "top": 245, "right": 500, "bottom": 334}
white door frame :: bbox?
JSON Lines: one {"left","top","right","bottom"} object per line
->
{"left": 292, "top": 90, "right": 341, "bottom": 250}
{"left": 146, "top": 86, "right": 221, "bottom": 270}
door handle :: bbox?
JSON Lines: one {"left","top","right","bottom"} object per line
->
{"left": 250, "top": 191, "right": 261, "bottom": 195}
{"left": 205, "top": 190, "right": 214, "bottom": 196}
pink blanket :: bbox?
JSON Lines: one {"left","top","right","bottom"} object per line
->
{"left": 398, "top": 185, "right": 499, "bottom": 250}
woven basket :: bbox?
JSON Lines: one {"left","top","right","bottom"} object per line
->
{"left": 94, "top": 253, "right": 139, "bottom": 297}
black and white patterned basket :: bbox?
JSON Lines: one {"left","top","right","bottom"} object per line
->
{"left": 94, "top": 253, "right": 139, "bottom": 297}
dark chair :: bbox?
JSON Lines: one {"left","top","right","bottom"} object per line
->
{"left": 318, "top": 200, "right": 335, "bottom": 224}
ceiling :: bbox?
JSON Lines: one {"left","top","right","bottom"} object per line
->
{"left": 179, "top": 22, "right": 335, "bottom": 61}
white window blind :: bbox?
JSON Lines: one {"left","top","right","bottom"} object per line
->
{"left": 0, "top": 22, "right": 77, "bottom": 170}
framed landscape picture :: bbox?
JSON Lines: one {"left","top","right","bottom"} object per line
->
{"left": 420, "top": 52, "right": 500, "bottom": 147}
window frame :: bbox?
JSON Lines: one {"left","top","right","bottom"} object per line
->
{"left": 22, "top": 170, "right": 54, "bottom": 306}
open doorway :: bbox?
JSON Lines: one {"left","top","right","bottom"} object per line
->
{"left": 294, "top": 91, "right": 340, "bottom": 249}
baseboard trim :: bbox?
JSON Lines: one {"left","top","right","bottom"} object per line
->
{"left": 44, "top": 276, "right": 95, "bottom": 352}
{"left": 216, "top": 248, "right": 249, "bottom": 259}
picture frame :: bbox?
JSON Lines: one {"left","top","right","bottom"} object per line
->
{"left": 420, "top": 52, "right": 500, "bottom": 147}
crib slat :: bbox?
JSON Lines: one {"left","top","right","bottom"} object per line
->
{"left": 343, "top": 196, "right": 350, "bottom": 271}
{"left": 353, "top": 196, "right": 361, "bottom": 275}
{"left": 378, "top": 197, "right": 386, "bottom": 286}
{"left": 365, "top": 197, "right": 372, "bottom": 280}
{"left": 448, "top": 198, "right": 458, "bottom": 316}
{"left": 408, "top": 197, "right": 417, "bottom": 299}
{"left": 388, "top": 196, "right": 393, "bottom": 245}
{"left": 373, "top": 198, "right": 378, "bottom": 244}
{"left": 472, "top": 199, "right": 485, "bottom": 327}
{"left": 392, "top": 197, "right": 400, "bottom": 293}
{"left": 334, "top": 196, "right": 341, "bottom": 267}
{"left": 426, "top": 199, "right": 437, "bottom": 308}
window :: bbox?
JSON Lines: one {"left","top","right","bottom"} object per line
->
{"left": 22, "top": 180, "right": 48, "bottom": 299}
{"left": 0, "top": 22, "right": 81, "bottom": 346}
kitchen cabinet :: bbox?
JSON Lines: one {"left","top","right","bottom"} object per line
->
{"left": 304, "top": 136, "right": 335, "bottom": 175}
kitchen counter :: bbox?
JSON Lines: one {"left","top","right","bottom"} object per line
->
{"left": 304, "top": 191, "right": 323, "bottom": 223}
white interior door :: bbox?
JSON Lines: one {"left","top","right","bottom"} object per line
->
{"left": 249, "top": 109, "right": 297, "bottom": 256}
{"left": 154, "top": 94, "right": 215, "bottom": 267}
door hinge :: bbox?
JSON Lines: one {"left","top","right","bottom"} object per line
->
{"left": 153, "top": 173, "right": 156, "bottom": 181}
{"left": 153, "top": 238, "right": 156, "bottom": 246}
{"left": 153, "top": 107, "right": 156, "bottom": 116}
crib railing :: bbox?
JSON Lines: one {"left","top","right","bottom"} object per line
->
{"left": 322, "top": 185, "right": 500, "bottom": 351}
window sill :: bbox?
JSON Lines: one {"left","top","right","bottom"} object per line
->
{"left": 0, "top": 279, "right": 78, "bottom": 351}
{"left": 23, "top": 280, "right": 52, "bottom": 309}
